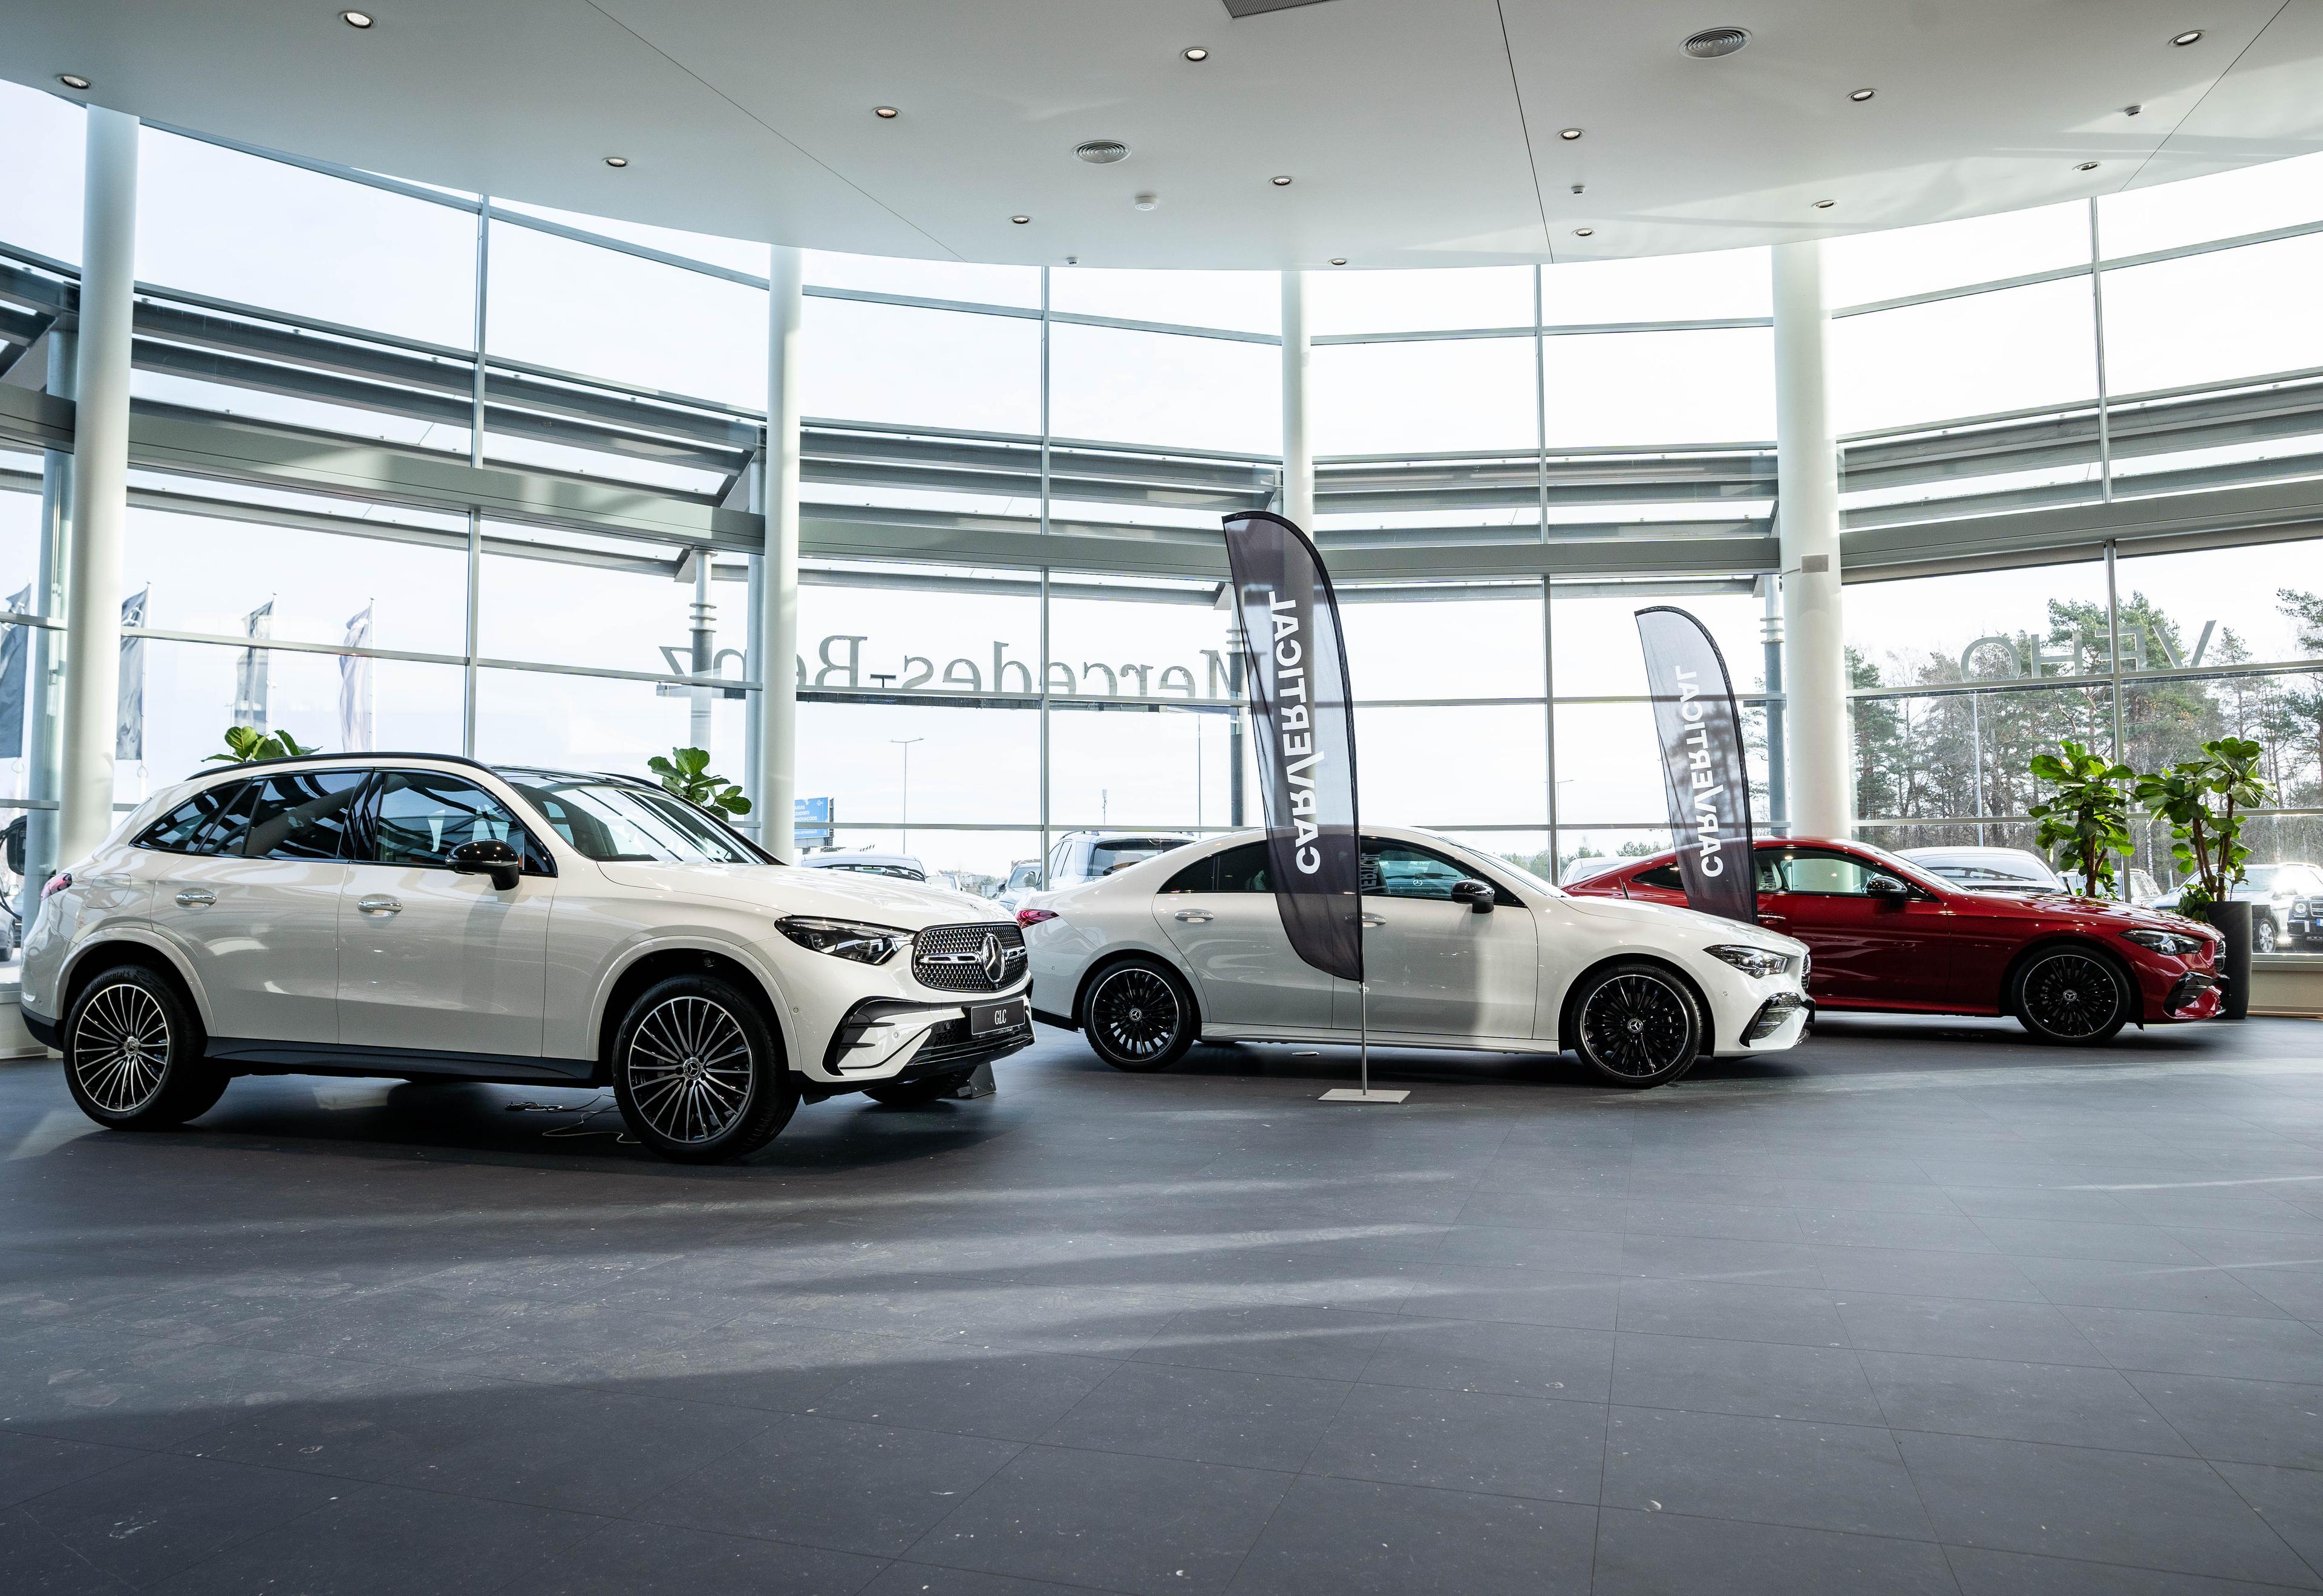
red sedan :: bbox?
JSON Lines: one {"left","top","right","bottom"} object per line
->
{"left": 1565, "top": 837, "right": 2224, "bottom": 1044}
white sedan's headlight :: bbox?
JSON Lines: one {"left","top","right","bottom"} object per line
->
{"left": 776, "top": 915, "right": 910, "bottom": 965}
{"left": 1707, "top": 943, "right": 1792, "bottom": 980}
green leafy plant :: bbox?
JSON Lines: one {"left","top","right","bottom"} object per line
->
{"left": 649, "top": 746, "right": 752, "bottom": 819}
{"left": 2027, "top": 737, "right": 2134, "bottom": 897}
{"left": 203, "top": 726, "right": 315, "bottom": 764}
{"left": 2133, "top": 736, "right": 2273, "bottom": 908}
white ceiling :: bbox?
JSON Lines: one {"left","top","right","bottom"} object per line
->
{"left": 6, "top": 0, "right": 2323, "bottom": 269}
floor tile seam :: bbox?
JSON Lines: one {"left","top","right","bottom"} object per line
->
{"left": 0, "top": 1446, "right": 155, "bottom": 1516}
{"left": 881, "top": 1555, "right": 1143, "bottom": 1596}
{"left": 0, "top": 1500, "right": 141, "bottom": 1593}
{"left": 1598, "top": 1500, "right": 1977, "bottom": 1560}
{"left": 467, "top": 1511, "right": 789, "bottom": 1596}
{"left": 2210, "top": 1458, "right": 2323, "bottom": 1589}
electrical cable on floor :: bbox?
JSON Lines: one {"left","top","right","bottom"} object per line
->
{"left": 502, "top": 1094, "right": 636, "bottom": 1143}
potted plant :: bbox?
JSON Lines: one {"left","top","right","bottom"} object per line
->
{"left": 649, "top": 747, "right": 752, "bottom": 820}
{"left": 2134, "top": 737, "right": 2272, "bottom": 1016}
{"left": 2027, "top": 738, "right": 2134, "bottom": 899}
{"left": 203, "top": 727, "right": 314, "bottom": 764}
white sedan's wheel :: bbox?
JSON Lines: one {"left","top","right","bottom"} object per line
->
{"left": 1081, "top": 958, "right": 1197, "bottom": 1072}
{"left": 1570, "top": 961, "right": 1704, "bottom": 1088}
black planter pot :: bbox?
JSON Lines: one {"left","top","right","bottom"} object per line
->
{"left": 2194, "top": 898, "right": 2254, "bottom": 1021}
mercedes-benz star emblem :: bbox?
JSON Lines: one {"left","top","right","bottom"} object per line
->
{"left": 977, "top": 932, "right": 1005, "bottom": 984}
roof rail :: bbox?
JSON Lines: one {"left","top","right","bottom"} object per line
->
{"left": 181, "top": 749, "right": 505, "bottom": 782}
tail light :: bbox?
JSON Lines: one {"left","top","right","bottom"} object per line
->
{"left": 1016, "top": 908, "right": 1057, "bottom": 927}
{"left": 40, "top": 871, "right": 71, "bottom": 899}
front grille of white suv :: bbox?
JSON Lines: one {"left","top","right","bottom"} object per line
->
{"left": 912, "top": 923, "right": 1029, "bottom": 993}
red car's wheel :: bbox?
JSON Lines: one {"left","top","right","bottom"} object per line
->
{"left": 2012, "top": 947, "right": 2131, "bottom": 1045}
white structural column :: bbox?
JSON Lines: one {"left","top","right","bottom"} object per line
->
{"left": 1279, "top": 270, "right": 1313, "bottom": 527}
{"left": 1770, "top": 241, "right": 1851, "bottom": 839}
{"left": 58, "top": 108, "right": 139, "bottom": 866}
{"left": 754, "top": 246, "right": 805, "bottom": 860}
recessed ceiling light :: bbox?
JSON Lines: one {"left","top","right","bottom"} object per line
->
{"left": 1559, "top": 127, "right": 1583, "bottom": 140}
{"left": 1573, "top": 227, "right": 1594, "bottom": 237}
{"left": 1849, "top": 87, "right": 1875, "bottom": 102}
{"left": 1134, "top": 192, "right": 1160, "bottom": 212}
{"left": 340, "top": 9, "right": 374, "bottom": 27}
{"left": 2124, "top": 103, "right": 2143, "bottom": 116}
{"left": 1682, "top": 26, "right": 1750, "bottom": 58}
{"left": 2076, "top": 160, "right": 2102, "bottom": 171}
{"left": 1271, "top": 175, "right": 1292, "bottom": 186}
{"left": 56, "top": 73, "right": 90, "bottom": 91}
{"left": 1011, "top": 214, "right": 1031, "bottom": 224}
{"left": 2172, "top": 28, "right": 2203, "bottom": 45}
{"left": 603, "top": 155, "right": 628, "bottom": 168}
{"left": 1183, "top": 46, "right": 1208, "bottom": 61}
{"left": 1813, "top": 198, "right": 1837, "bottom": 209}
{"left": 1330, "top": 257, "right": 1347, "bottom": 266}
{"left": 873, "top": 105, "right": 898, "bottom": 119}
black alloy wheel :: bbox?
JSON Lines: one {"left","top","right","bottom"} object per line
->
{"left": 61, "top": 964, "right": 229, "bottom": 1129}
{"left": 2013, "top": 947, "right": 2131, "bottom": 1044}
{"left": 1570, "top": 961, "right": 1704, "bottom": 1088}
{"left": 863, "top": 1068, "right": 976, "bottom": 1107}
{"left": 1082, "top": 958, "right": 1196, "bottom": 1072}
{"left": 611, "top": 974, "right": 797, "bottom": 1162}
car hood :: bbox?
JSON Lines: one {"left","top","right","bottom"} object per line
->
{"left": 592, "top": 861, "right": 999, "bottom": 929}
{"left": 2014, "top": 894, "right": 2222, "bottom": 940}
{"left": 1557, "top": 891, "right": 1808, "bottom": 955}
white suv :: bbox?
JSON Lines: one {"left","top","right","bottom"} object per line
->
{"left": 22, "top": 754, "right": 1033, "bottom": 1163}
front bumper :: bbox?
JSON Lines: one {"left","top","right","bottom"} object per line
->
{"left": 1741, "top": 991, "right": 1812, "bottom": 1045}
{"left": 2162, "top": 970, "right": 2225, "bottom": 1019}
{"left": 821, "top": 992, "right": 1034, "bottom": 1082}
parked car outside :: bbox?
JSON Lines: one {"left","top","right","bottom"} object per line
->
{"left": 23, "top": 754, "right": 1033, "bottom": 1162}
{"left": 1900, "top": 846, "right": 2067, "bottom": 895}
{"left": 993, "top": 859, "right": 1044, "bottom": 912}
{"left": 1044, "top": 831, "right": 1197, "bottom": 891}
{"left": 2148, "top": 862, "right": 2323, "bottom": 953}
{"left": 1021, "top": 825, "right": 1810, "bottom": 1089}
{"left": 1558, "top": 855, "right": 1631, "bottom": 889}
{"left": 2059, "top": 866, "right": 2163, "bottom": 904}
{"left": 1567, "top": 837, "right": 2224, "bottom": 1043}
{"left": 799, "top": 849, "right": 929, "bottom": 883}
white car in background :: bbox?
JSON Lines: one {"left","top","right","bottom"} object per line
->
{"left": 1021, "top": 825, "right": 1811, "bottom": 1088}
{"left": 22, "top": 755, "right": 1031, "bottom": 1163}
{"left": 1898, "top": 846, "right": 2067, "bottom": 895}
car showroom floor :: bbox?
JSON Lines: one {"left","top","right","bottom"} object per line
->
{"left": 3, "top": 1018, "right": 2322, "bottom": 1596}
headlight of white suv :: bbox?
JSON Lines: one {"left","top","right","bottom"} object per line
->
{"left": 776, "top": 916, "right": 910, "bottom": 964}
{"left": 1707, "top": 943, "right": 1792, "bottom": 980}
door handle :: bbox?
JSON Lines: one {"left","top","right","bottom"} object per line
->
{"left": 356, "top": 895, "right": 403, "bottom": 915}
{"left": 1174, "top": 909, "right": 1214, "bottom": 923}
{"left": 174, "top": 888, "right": 215, "bottom": 908}
{"left": 1358, "top": 912, "right": 1387, "bottom": 928}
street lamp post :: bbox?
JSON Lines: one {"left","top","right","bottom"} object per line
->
{"left": 892, "top": 737, "right": 924, "bottom": 853}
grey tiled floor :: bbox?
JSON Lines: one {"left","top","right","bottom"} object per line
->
{"left": 4, "top": 1012, "right": 2322, "bottom": 1594}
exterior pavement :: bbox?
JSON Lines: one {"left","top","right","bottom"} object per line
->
{"left": 3, "top": 1012, "right": 2322, "bottom": 1594}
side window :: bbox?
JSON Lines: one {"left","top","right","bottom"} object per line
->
{"left": 1771, "top": 850, "right": 1883, "bottom": 895}
{"left": 366, "top": 771, "right": 536, "bottom": 869}
{"left": 1361, "top": 839, "right": 1476, "bottom": 900}
{"left": 1756, "top": 855, "right": 1782, "bottom": 893}
{"left": 1633, "top": 864, "right": 1684, "bottom": 891}
{"left": 1160, "top": 854, "right": 1215, "bottom": 894}
{"left": 1211, "top": 842, "right": 1274, "bottom": 894}
{"left": 200, "top": 781, "right": 262, "bottom": 859}
{"left": 137, "top": 782, "right": 246, "bottom": 854}
{"left": 240, "top": 771, "right": 367, "bottom": 861}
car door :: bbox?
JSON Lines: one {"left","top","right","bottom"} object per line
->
{"left": 1758, "top": 846, "right": 1938, "bottom": 1010}
{"left": 338, "top": 768, "right": 555, "bottom": 1058}
{"left": 144, "top": 770, "right": 364, "bottom": 1042}
{"left": 1152, "top": 840, "right": 1343, "bottom": 1035}
{"left": 1342, "top": 837, "right": 1538, "bottom": 1041}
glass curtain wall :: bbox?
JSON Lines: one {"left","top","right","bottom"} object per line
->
{"left": 8, "top": 77, "right": 2323, "bottom": 908}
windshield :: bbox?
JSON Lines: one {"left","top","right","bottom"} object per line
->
{"left": 1090, "top": 838, "right": 1190, "bottom": 874}
{"left": 502, "top": 774, "right": 766, "bottom": 865}
{"left": 1924, "top": 859, "right": 2061, "bottom": 889}
{"left": 1849, "top": 842, "right": 1949, "bottom": 891}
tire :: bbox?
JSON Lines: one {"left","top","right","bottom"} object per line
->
{"left": 1080, "top": 958, "right": 1197, "bottom": 1072}
{"left": 863, "top": 1069, "right": 974, "bottom": 1108}
{"left": 2254, "top": 914, "right": 2280, "bottom": 955}
{"left": 610, "top": 975, "right": 796, "bottom": 1163}
{"left": 2012, "top": 946, "right": 2132, "bottom": 1045}
{"left": 61, "top": 963, "right": 229, "bottom": 1130}
{"left": 1568, "top": 960, "right": 1705, "bottom": 1088}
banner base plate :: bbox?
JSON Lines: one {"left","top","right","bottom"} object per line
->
{"left": 1320, "top": 1088, "right": 1410, "bottom": 1104}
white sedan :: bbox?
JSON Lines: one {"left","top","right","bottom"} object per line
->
{"left": 1021, "top": 826, "right": 1811, "bottom": 1088}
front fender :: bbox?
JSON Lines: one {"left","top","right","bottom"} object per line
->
{"left": 577, "top": 927, "right": 802, "bottom": 1071}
